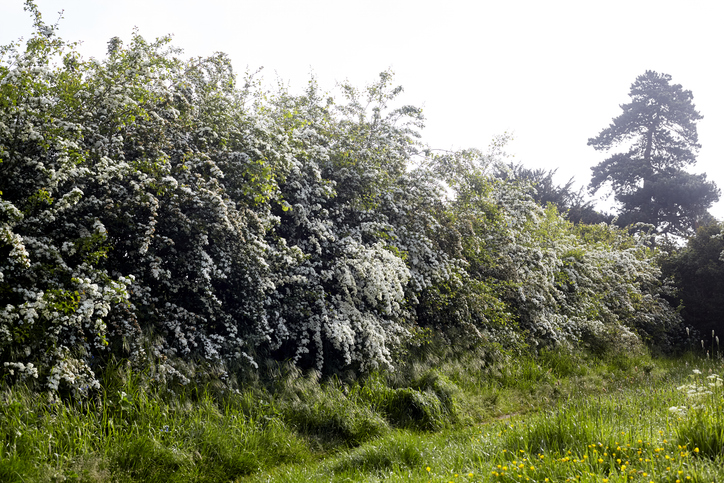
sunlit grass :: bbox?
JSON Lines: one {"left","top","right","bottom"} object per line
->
{"left": 2, "top": 351, "right": 723, "bottom": 482}
{"left": 0, "top": 364, "right": 312, "bottom": 482}
{"left": 249, "top": 356, "right": 724, "bottom": 482}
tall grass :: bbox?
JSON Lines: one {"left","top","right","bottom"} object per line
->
{"left": 2, "top": 349, "right": 723, "bottom": 482}
{"left": 0, "top": 363, "right": 311, "bottom": 482}
{"left": 670, "top": 365, "right": 724, "bottom": 460}
{"left": 251, "top": 356, "right": 724, "bottom": 482}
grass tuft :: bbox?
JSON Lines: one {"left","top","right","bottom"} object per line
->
{"left": 328, "top": 431, "right": 424, "bottom": 475}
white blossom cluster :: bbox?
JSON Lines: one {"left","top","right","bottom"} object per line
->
{"left": 0, "top": 4, "right": 684, "bottom": 396}
{"left": 669, "top": 369, "right": 724, "bottom": 417}
{"left": 0, "top": 12, "right": 283, "bottom": 393}
{"left": 430, "top": 163, "right": 681, "bottom": 352}
{"left": 258, "top": 78, "right": 445, "bottom": 371}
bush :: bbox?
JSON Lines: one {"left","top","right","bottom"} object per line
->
{"left": 660, "top": 222, "right": 724, "bottom": 343}
{"left": 0, "top": 2, "right": 684, "bottom": 396}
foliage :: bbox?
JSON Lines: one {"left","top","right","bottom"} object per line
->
{"left": 259, "top": 73, "right": 444, "bottom": 372}
{"left": 496, "top": 162, "right": 611, "bottom": 224}
{"left": 0, "top": 3, "right": 684, "bottom": 396}
{"left": 428, "top": 144, "right": 681, "bottom": 351}
{"left": 0, "top": 3, "right": 296, "bottom": 395}
{"left": 588, "top": 70, "right": 720, "bottom": 237}
{"left": 659, "top": 222, "right": 724, "bottom": 339}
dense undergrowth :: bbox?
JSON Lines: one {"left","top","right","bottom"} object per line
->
{"left": 3, "top": 347, "right": 724, "bottom": 482}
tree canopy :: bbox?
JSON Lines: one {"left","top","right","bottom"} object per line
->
{"left": 588, "top": 70, "right": 719, "bottom": 237}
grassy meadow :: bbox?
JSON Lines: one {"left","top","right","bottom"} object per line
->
{"left": 3, "top": 6, "right": 724, "bottom": 483}
{"left": 2, "top": 346, "right": 723, "bottom": 483}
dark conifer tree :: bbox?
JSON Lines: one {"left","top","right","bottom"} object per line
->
{"left": 588, "top": 70, "right": 719, "bottom": 237}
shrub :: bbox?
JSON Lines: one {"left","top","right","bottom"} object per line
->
{"left": 0, "top": 2, "right": 684, "bottom": 396}
{"left": 660, "top": 222, "right": 724, "bottom": 342}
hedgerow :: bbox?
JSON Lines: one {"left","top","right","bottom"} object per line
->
{"left": 0, "top": 1, "right": 681, "bottom": 396}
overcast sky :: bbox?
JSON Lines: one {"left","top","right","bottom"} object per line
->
{"left": 3, "top": 0, "right": 723, "bottom": 218}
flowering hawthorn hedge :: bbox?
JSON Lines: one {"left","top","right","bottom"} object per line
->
{"left": 0, "top": 3, "right": 681, "bottom": 396}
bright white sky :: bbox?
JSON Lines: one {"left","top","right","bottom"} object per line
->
{"left": 3, "top": 0, "right": 723, "bottom": 218}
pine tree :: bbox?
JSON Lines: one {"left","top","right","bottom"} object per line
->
{"left": 588, "top": 70, "right": 719, "bottom": 237}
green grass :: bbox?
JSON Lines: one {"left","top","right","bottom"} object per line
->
{"left": 1, "top": 350, "right": 723, "bottom": 482}
{"left": 251, "top": 357, "right": 724, "bottom": 482}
